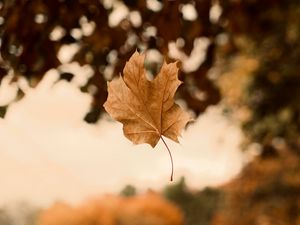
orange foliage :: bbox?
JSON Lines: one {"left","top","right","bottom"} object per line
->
{"left": 212, "top": 149, "right": 300, "bottom": 225}
{"left": 38, "top": 192, "right": 184, "bottom": 225}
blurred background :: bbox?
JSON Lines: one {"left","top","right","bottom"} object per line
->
{"left": 1, "top": 0, "right": 300, "bottom": 224}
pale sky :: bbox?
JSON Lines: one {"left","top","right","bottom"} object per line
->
{"left": 0, "top": 71, "right": 245, "bottom": 207}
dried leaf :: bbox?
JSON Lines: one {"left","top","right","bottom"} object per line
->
{"left": 104, "top": 51, "right": 191, "bottom": 147}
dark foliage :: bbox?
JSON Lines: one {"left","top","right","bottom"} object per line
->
{"left": 164, "top": 177, "right": 222, "bottom": 225}
{"left": 0, "top": 0, "right": 221, "bottom": 122}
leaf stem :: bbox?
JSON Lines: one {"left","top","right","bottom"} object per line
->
{"left": 160, "top": 136, "right": 174, "bottom": 181}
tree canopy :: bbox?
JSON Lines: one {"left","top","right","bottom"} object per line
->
{"left": 2, "top": 0, "right": 300, "bottom": 151}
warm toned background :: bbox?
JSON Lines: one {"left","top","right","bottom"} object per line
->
{"left": 1, "top": 0, "right": 300, "bottom": 225}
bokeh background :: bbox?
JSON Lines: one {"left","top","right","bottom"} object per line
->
{"left": 1, "top": 0, "right": 300, "bottom": 224}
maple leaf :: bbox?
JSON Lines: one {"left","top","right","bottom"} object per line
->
{"left": 103, "top": 51, "right": 191, "bottom": 180}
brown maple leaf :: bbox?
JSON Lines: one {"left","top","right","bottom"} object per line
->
{"left": 103, "top": 51, "right": 191, "bottom": 180}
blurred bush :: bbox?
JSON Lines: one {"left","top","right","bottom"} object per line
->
{"left": 38, "top": 192, "right": 184, "bottom": 225}
{"left": 212, "top": 148, "right": 300, "bottom": 225}
{"left": 0, "top": 202, "right": 40, "bottom": 225}
{"left": 164, "top": 177, "right": 222, "bottom": 225}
